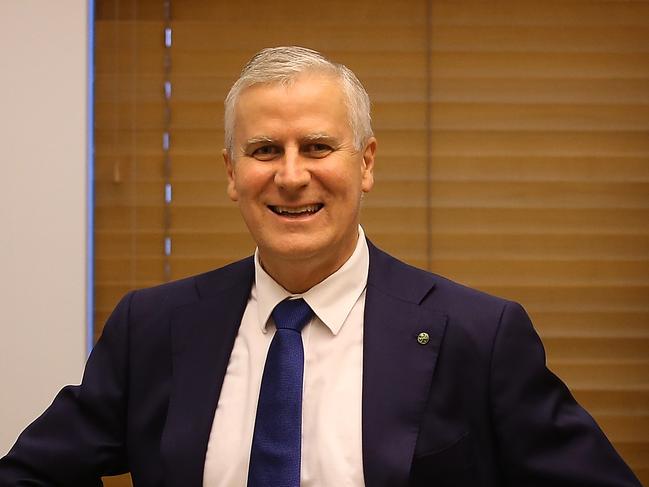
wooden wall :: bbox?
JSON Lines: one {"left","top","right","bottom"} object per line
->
{"left": 95, "top": 1, "right": 649, "bottom": 485}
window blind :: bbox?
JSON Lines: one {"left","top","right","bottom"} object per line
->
{"left": 95, "top": 1, "right": 648, "bottom": 485}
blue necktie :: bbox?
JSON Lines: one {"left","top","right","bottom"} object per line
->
{"left": 248, "top": 298, "right": 313, "bottom": 487}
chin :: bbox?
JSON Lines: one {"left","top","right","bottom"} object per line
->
{"left": 254, "top": 224, "right": 357, "bottom": 264}
{"left": 267, "top": 240, "right": 325, "bottom": 261}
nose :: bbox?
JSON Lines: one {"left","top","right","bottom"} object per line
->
{"left": 274, "top": 148, "right": 310, "bottom": 190}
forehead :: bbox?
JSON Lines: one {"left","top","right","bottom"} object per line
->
{"left": 233, "top": 73, "right": 351, "bottom": 139}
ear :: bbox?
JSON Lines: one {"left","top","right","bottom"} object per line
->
{"left": 223, "top": 149, "right": 239, "bottom": 202}
{"left": 360, "top": 137, "right": 376, "bottom": 193}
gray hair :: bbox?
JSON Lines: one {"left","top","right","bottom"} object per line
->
{"left": 224, "top": 46, "right": 373, "bottom": 158}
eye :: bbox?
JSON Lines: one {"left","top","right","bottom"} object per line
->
{"left": 251, "top": 145, "right": 281, "bottom": 161}
{"left": 303, "top": 143, "right": 333, "bottom": 158}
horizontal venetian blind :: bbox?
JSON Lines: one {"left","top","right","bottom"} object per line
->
{"left": 94, "top": 0, "right": 430, "bottom": 328}
{"left": 94, "top": 0, "right": 166, "bottom": 332}
{"left": 426, "top": 1, "right": 649, "bottom": 484}
{"left": 95, "top": 1, "right": 647, "bottom": 485}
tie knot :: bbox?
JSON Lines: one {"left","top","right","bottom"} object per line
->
{"left": 272, "top": 298, "right": 313, "bottom": 332}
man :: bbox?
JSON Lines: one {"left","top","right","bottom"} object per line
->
{"left": 0, "top": 46, "right": 641, "bottom": 486}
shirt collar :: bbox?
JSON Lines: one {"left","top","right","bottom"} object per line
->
{"left": 254, "top": 225, "right": 369, "bottom": 335}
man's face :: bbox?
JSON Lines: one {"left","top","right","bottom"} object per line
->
{"left": 224, "top": 72, "right": 375, "bottom": 279}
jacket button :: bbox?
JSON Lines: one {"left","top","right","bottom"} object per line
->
{"left": 417, "top": 332, "right": 429, "bottom": 345}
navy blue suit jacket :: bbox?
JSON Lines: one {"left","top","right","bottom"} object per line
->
{"left": 0, "top": 242, "right": 641, "bottom": 486}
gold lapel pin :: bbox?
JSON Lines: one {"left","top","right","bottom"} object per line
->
{"left": 417, "top": 332, "right": 430, "bottom": 345}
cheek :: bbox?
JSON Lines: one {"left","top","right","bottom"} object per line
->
{"left": 233, "top": 168, "right": 265, "bottom": 198}
{"left": 332, "top": 173, "right": 363, "bottom": 200}
{"left": 320, "top": 164, "right": 361, "bottom": 190}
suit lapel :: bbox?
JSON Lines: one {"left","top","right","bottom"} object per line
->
{"left": 157, "top": 245, "right": 445, "bottom": 486}
{"left": 161, "top": 261, "right": 253, "bottom": 487}
{"left": 362, "top": 243, "right": 448, "bottom": 486}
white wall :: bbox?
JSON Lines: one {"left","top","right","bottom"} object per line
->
{"left": 0, "top": 1, "right": 89, "bottom": 455}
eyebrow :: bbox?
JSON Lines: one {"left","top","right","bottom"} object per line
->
{"left": 239, "top": 136, "right": 276, "bottom": 156}
{"left": 243, "top": 136, "right": 276, "bottom": 147}
{"left": 301, "top": 133, "right": 340, "bottom": 145}
{"left": 239, "top": 133, "right": 342, "bottom": 156}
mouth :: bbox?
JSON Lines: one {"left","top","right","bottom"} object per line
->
{"left": 268, "top": 204, "right": 324, "bottom": 218}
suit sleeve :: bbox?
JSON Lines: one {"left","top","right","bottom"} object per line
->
{"left": 0, "top": 291, "right": 135, "bottom": 486}
{"left": 489, "top": 302, "right": 641, "bottom": 487}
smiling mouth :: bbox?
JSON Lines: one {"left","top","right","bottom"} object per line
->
{"left": 268, "top": 204, "right": 324, "bottom": 217}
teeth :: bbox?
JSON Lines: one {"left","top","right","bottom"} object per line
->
{"left": 271, "top": 204, "right": 322, "bottom": 215}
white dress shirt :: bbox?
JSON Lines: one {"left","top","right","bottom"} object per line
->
{"left": 203, "top": 226, "right": 369, "bottom": 487}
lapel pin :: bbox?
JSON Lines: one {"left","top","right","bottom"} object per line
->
{"left": 417, "top": 332, "right": 430, "bottom": 345}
